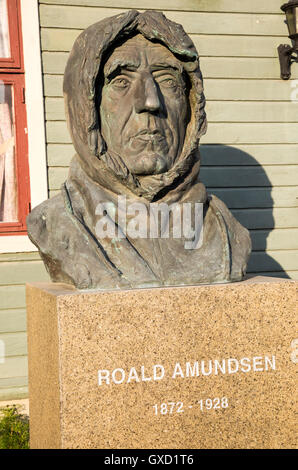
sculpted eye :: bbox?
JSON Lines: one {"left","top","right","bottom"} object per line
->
{"left": 164, "top": 78, "right": 175, "bottom": 86}
{"left": 111, "top": 77, "right": 130, "bottom": 88}
{"left": 157, "top": 76, "right": 179, "bottom": 89}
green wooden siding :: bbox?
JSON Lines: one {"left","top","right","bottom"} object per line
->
{"left": 38, "top": 1, "right": 285, "bottom": 14}
{"left": 0, "top": 0, "right": 297, "bottom": 400}
{"left": 39, "top": 1, "right": 298, "bottom": 277}
{"left": 0, "top": 253, "right": 49, "bottom": 399}
{"left": 42, "top": 51, "right": 298, "bottom": 79}
{"left": 38, "top": 6, "right": 285, "bottom": 35}
{"left": 44, "top": 75, "right": 298, "bottom": 101}
{"left": 41, "top": 29, "right": 284, "bottom": 57}
{"left": 46, "top": 98, "right": 298, "bottom": 122}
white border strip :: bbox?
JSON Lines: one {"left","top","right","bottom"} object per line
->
{"left": 0, "top": 0, "right": 48, "bottom": 253}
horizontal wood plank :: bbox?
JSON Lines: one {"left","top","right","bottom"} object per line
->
{"left": 200, "top": 166, "right": 298, "bottom": 187}
{"left": 46, "top": 120, "right": 298, "bottom": 145}
{"left": 248, "top": 271, "right": 298, "bottom": 279}
{"left": 48, "top": 164, "right": 298, "bottom": 189}
{"left": 200, "top": 145, "right": 298, "bottom": 166}
{"left": 42, "top": 51, "right": 68, "bottom": 74}
{"left": 46, "top": 121, "right": 71, "bottom": 143}
{"left": 0, "top": 262, "right": 49, "bottom": 286}
{"left": 47, "top": 177, "right": 298, "bottom": 210}
{"left": 41, "top": 29, "right": 281, "bottom": 58}
{"left": 47, "top": 144, "right": 74, "bottom": 165}
{"left": 39, "top": 6, "right": 286, "bottom": 36}
{"left": 45, "top": 97, "right": 65, "bottom": 120}
{"left": 0, "top": 286, "right": 26, "bottom": 310}
{"left": 204, "top": 79, "right": 298, "bottom": 102}
{"left": 41, "top": 27, "right": 80, "bottom": 51}
{"left": 45, "top": 98, "right": 298, "bottom": 123}
{"left": 0, "top": 356, "right": 28, "bottom": 379}
{"left": 0, "top": 385, "right": 28, "bottom": 400}
{"left": 46, "top": 143, "right": 298, "bottom": 167}
{"left": 202, "top": 123, "right": 298, "bottom": 144}
{"left": 251, "top": 229, "right": 298, "bottom": 251}
{"left": 0, "top": 310, "right": 26, "bottom": 334}
{"left": 43, "top": 75, "right": 298, "bottom": 101}
{"left": 0, "top": 376, "right": 27, "bottom": 389}
{"left": 5, "top": 225, "right": 295, "bottom": 253}
{"left": 248, "top": 250, "right": 298, "bottom": 272}
{"left": 210, "top": 187, "right": 298, "bottom": 209}
{"left": 200, "top": 57, "right": 298, "bottom": 80}
{"left": 38, "top": 1, "right": 283, "bottom": 15}
{"left": 43, "top": 74, "right": 63, "bottom": 97}
{"left": 0, "top": 333, "right": 27, "bottom": 357}
{"left": 0, "top": 374, "right": 28, "bottom": 401}
{"left": 42, "top": 52, "right": 298, "bottom": 80}
{"left": 48, "top": 186, "right": 298, "bottom": 209}
{"left": 206, "top": 102, "right": 298, "bottom": 123}
{"left": 0, "top": 252, "right": 41, "bottom": 263}
{"left": 232, "top": 208, "right": 298, "bottom": 229}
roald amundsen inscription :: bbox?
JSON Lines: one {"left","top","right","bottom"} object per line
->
{"left": 98, "top": 355, "right": 276, "bottom": 386}
{"left": 27, "top": 10, "right": 251, "bottom": 289}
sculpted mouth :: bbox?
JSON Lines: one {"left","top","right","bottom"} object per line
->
{"left": 132, "top": 129, "right": 165, "bottom": 141}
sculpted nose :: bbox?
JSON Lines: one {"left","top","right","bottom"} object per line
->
{"left": 135, "top": 76, "right": 161, "bottom": 113}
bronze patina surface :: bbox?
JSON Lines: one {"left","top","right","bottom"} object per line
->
{"left": 27, "top": 10, "right": 251, "bottom": 289}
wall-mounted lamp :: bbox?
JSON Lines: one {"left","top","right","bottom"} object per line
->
{"left": 278, "top": 0, "right": 298, "bottom": 79}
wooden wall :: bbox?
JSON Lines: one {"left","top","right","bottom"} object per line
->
{"left": 40, "top": 0, "right": 298, "bottom": 278}
{"left": 0, "top": 0, "right": 297, "bottom": 400}
{"left": 0, "top": 251, "right": 49, "bottom": 399}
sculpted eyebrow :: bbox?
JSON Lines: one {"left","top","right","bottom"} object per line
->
{"left": 151, "top": 63, "right": 183, "bottom": 73}
{"left": 105, "top": 60, "right": 140, "bottom": 80}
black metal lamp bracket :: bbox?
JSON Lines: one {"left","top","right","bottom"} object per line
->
{"left": 278, "top": 44, "right": 294, "bottom": 79}
{"left": 278, "top": 0, "right": 298, "bottom": 79}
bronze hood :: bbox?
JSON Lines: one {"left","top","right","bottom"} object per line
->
{"left": 63, "top": 9, "right": 207, "bottom": 202}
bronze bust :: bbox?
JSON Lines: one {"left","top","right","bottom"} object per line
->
{"left": 27, "top": 10, "right": 251, "bottom": 289}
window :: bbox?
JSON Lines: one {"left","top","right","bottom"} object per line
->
{"left": 0, "top": 0, "right": 10, "bottom": 59}
{"left": 0, "top": 0, "right": 30, "bottom": 235}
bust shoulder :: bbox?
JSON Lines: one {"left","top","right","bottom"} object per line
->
{"left": 27, "top": 193, "right": 66, "bottom": 250}
{"left": 209, "top": 194, "right": 252, "bottom": 281}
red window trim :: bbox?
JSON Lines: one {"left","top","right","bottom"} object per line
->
{"left": 0, "top": 0, "right": 23, "bottom": 72}
{"left": 0, "top": 74, "right": 30, "bottom": 235}
{"left": 0, "top": 0, "right": 30, "bottom": 236}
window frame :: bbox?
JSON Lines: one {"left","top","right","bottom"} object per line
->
{"left": 0, "top": 0, "right": 48, "bottom": 252}
{"left": 0, "top": 0, "right": 30, "bottom": 236}
{"left": 0, "top": 73, "right": 30, "bottom": 234}
{"left": 0, "top": 0, "right": 23, "bottom": 72}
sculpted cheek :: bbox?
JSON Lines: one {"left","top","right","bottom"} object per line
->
{"left": 101, "top": 96, "right": 117, "bottom": 116}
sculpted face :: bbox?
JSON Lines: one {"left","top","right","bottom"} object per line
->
{"left": 99, "top": 34, "right": 189, "bottom": 176}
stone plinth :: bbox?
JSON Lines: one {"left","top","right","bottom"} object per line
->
{"left": 26, "top": 277, "right": 297, "bottom": 449}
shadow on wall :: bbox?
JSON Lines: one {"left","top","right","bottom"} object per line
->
{"left": 200, "top": 144, "right": 290, "bottom": 279}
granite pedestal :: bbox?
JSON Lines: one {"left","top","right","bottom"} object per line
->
{"left": 26, "top": 277, "right": 297, "bottom": 449}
